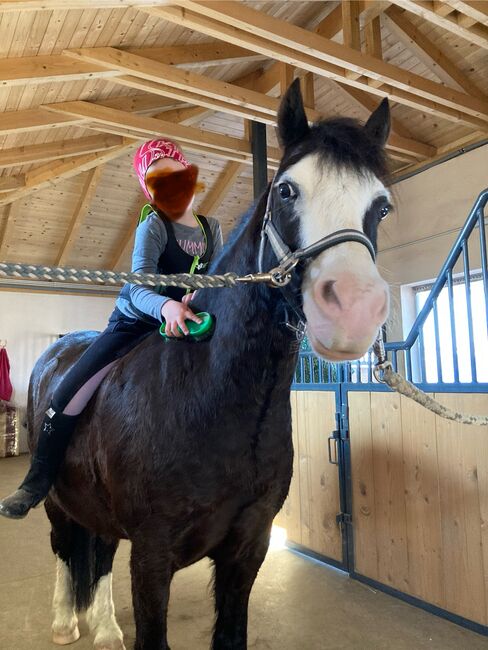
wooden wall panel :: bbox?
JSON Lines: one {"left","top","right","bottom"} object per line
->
{"left": 350, "top": 390, "right": 488, "bottom": 627}
{"left": 435, "top": 393, "right": 488, "bottom": 624}
{"left": 274, "top": 391, "right": 301, "bottom": 544}
{"left": 349, "top": 391, "right": 378, "bottom": 578}
{"left": 275, "top": 390, "right": 341, "bottom": 562}
{"left": 370, "top": 391, "right": 409, "bottom": 592}
{"left": 400, "top": 395, "right": 444, "bottom": 606}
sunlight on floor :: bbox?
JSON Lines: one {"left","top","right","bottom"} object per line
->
{"left": 269, "top": 525, "right": 287, "bottom": 550}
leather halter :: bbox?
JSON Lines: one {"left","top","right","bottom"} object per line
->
{"left": 258, "top": 177, "right": 377, "bottom": 338}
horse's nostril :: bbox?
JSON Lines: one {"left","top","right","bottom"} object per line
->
{"left": 321, "top": 280, "right": 341, "bottom": 309}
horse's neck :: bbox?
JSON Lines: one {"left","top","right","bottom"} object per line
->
{"left": 201, "top": 211, "right": 298, "bottom": 389}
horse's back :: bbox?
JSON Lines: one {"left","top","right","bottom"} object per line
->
{"left": 27, "top": 330, "right": 100, "bottom": 446}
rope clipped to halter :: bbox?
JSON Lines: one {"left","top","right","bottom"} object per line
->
{"left": 373, "top": 333, "right": 488, "bottom": 427}
{"left": 0, "top": 262, "right": 292, "bottom": 290}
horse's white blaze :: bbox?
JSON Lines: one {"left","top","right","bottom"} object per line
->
{"left": 52, "top": 558, "right": 80, "bottom": 645}
{"left": 284, "top": 154, "right": 390, "bottom": 360}
{"left": 87, "top": 573, "right": 125, "bottom": 650}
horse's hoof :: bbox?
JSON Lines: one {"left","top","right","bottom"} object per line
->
{"left": 94, "top": 641, "right": 126, "bottom": 650}
{"left": 52, "top": 625, "right": 80, "bottom": 645}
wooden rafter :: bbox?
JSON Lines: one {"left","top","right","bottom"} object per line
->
{"left": 197, "top": 162, "right": 244, "bottom": 217}
{"left": 0, "top": 0, "right": 167, "bottom": 9}
{"left": 148, "top": 4, "right": 488, "bottom": 130}
{"left": 258, "top": 2, "right": 420, "bottom": 145}
{"left": 56, "top": 166, "right": 105, "bottom": 266}
{"left": 0, "top": 135, "right": 123, "bottom": 169}
{"left": 446, "top": 1, "right": 488, "bottom": 26}
{"left": 0, "top": 43, "right": 261, "bottom": 89}
{"left": 388, "top": 0, "right": 488, "bottom": 49}
{"left": 128, "top": 42, "right": 263, "bottom": 68}
{"left": 45, "top": 101, "right": 282, "bottom": 165}
{"left": 0, "top": 141, "right": 136, "bottom": 207}
{"left": 384, "top": 5, "right": 487, "bottom": 100}
{"left": 0, "top": 176, "right": 25, "bottom": 193}
{"left": 64, "top": 47, "right": 304, "bottom": 124}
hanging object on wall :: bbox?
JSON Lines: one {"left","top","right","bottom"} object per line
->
{"left": 0, "top": 343, "right": 12, "bottom": 403}
{"left": 0, "top": 402, "right": 19, "bottom": 458}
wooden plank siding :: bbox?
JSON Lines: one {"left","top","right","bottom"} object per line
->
{"left": 349, "top": 391, "right": 488, "bottom": 626}
{"left": 275, "top": 390, "right": 342, "bottom": 562}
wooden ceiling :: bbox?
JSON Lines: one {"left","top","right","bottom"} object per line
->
{"left": 0, "top": 0, "right": 487, "bottom": 275}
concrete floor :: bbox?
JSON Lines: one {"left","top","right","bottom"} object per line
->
{"left": 1, "top": 456, "right": 487, "bottom": 650}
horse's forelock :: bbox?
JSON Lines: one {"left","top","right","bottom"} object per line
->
{"left": 278, "top": 116, "right": 390, "bottom": 186}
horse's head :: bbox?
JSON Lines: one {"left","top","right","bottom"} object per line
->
{"left": 273, "top": 79, "right": 391, "bottom": 361}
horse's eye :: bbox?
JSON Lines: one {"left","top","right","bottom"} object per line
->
{"left": 278, "top": 182, "right": 296, "bottom": 200}
{"left": 380, "top": 205, "right": 390, "bottom": 219}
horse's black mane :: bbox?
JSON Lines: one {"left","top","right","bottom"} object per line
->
{"left": 280, "top": 116, "right": 390, "bottom": 183}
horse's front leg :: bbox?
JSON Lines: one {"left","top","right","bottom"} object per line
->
{"left": 130, "top": 534, "right": 173, "bottom": 650}
{"left": 211, "top": 514, "right": 272, "bottom": 650}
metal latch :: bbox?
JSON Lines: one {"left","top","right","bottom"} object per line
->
{"left": 328, "top": 429, "right": 340, "bottom": 465}
{"left": 336, "top": 512, "right": 352, "bottom": 527}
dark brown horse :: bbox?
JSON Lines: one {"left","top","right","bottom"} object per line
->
{"left": 29, "top": 80, "right": 391, "bottom": 650}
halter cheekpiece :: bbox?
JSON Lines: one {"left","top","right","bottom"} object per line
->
{"left": 257, "top": 175, "right": 377, "bottom": 337}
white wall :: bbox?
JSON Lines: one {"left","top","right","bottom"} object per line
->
{"left": 378, "top": 144, "right": 488, "bottom": 339}
{"left": 0, "top": 290, "right": 114, "bottom": 451}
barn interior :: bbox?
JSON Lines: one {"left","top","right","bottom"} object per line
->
{"left": 0, "top": 1, "right": 487, "bottom": 649}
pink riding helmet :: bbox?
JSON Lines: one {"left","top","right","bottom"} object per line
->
{"left": 133, "top": 139, "right": 190, "bottom": 200}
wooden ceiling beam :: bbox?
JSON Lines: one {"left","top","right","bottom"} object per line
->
{"left": 0, "top": 134, "right": 123, "bottom": 169}
{"left": 56, "top": 166, "right": 105, "bottom": 266}
{"left": 0, "top": 176, "right": 25, "bottom": 193}
{"left": 149, "top": 4, "right": 488, "bottom": 130}
{"left": 110, "top": 75, "right": 278, "bottom": 125}
{"left": 64, "top": 48, "right": 290, "bottom": 120}
{"left": 0, "top": 141, "right": 136, "bottom": 207}
{"left": 0, "top": 43, "right": 262, "bottom": 89}
{"left": 0, "top": 54, "right": 118, "bottom": 88}
{"left": 0, "top": 108, "right": 80, "bottom": 136}
{"left": 197, "top": 161, "right": 244, "bottom": 217}
{"left": 446, "top": 1, "right": 488, "bottom": 26}
{"left": 388, "top": 0, "right": 488, "bottom": 49}
{"left": 128, "top": 42, "right": 263, "bottom": 68}
{"left": 384, "top": 5, "right": 487, "bottom": 100}
{"left": 0, "top": 1, "right": 168, "bottom": 9}
{"left": 44, "top": 101, "right": 250, "bottom": 156}
{"left": 163, "top": 2, "right": 488, "bottom": 120}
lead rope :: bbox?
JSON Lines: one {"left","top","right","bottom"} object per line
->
{"left": 373, "top": 332, "right": 488, "bottom": 426}
{"left": 0, "top": 262, "right": 291, "bottom": 290}
{"left": 2, "top": 261, "right": 486, "bottom": 425}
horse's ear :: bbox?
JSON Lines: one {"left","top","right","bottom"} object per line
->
{"left": 364, "top": 98, "right": 390, "bottom": 147}
{"left": 277, "top": 78, "right": 310, "bottom": 150}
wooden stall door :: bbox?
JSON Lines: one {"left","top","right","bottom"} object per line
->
{"left": 275, "top": 390, "right": 342, "bottom": 563}
{"left": 349, "top": 391, "right": 488, "bottom": 627}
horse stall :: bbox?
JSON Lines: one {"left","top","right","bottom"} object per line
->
{"left": 0, "top": 2, "right": 488, "bottom": 650}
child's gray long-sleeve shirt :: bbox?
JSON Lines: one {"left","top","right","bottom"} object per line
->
{"left": 116, "top": 212, "right": 223, "bottom": 322}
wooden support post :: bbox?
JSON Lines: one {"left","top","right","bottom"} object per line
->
{"left": 278, "top": 63, "right": 294, "bottom": 96}
{"left": 342, "top": 0, "right": 362, "bottom": 81}
{"left": 56, "top": 166, "right": 105, "bottom": 266}
{"left": 251, "top": 121, "right": 268, "bottom": 201}
{"left": 303, "top": 73, "right": 315, "bottom": 110}
{"left": 198, "top": 161, "right": 244, "bottom": 216}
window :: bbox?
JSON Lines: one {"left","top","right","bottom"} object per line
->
{"left": 415, "top": 276, "right": 487, "bottom": 383}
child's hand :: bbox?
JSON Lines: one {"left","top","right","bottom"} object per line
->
{"left": 161, "top": 300, "right": 202, "bottom": 337}
{"left": 182, "top": 291, "right": 198, "bottom": 305}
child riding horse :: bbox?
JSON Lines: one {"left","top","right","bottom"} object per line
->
{"left": 0, "top": 140, "right": 223, "bottom": 519}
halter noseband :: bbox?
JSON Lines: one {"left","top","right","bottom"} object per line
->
{"left": 258, "top": 177, "right": 377, "bottom": 337}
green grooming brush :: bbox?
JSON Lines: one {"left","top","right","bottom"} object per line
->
{"left": 159, "top": 312, "right": 215, "bottom": 342}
